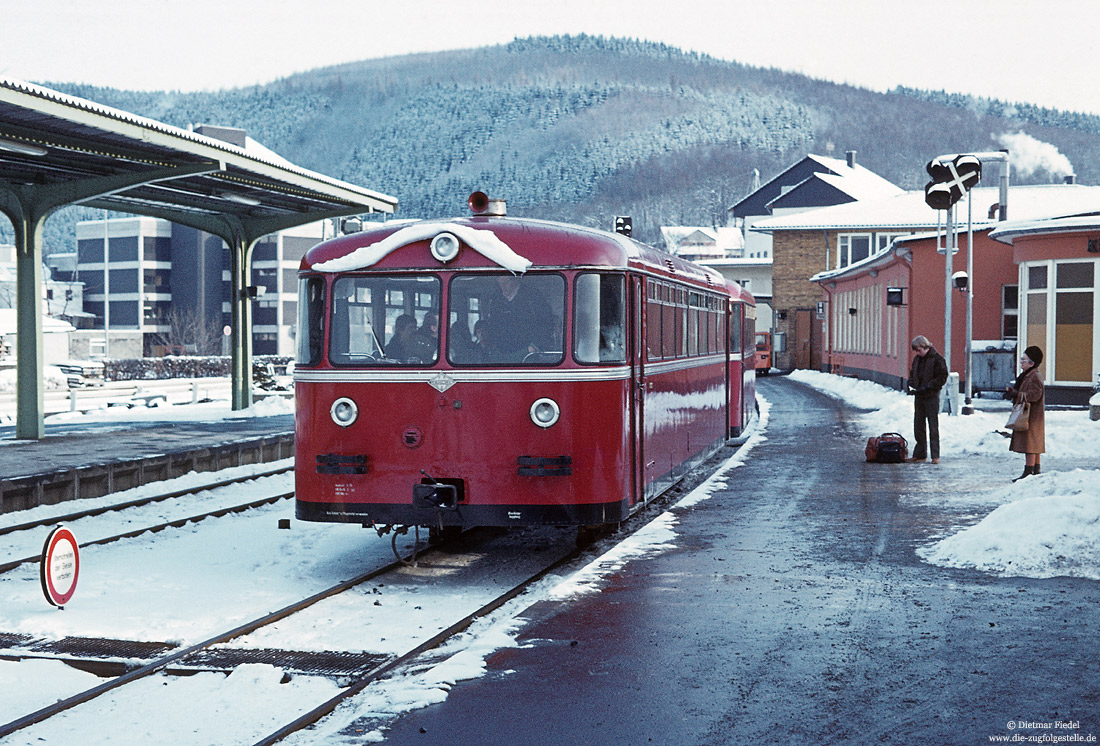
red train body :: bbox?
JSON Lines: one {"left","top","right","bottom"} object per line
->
{"left": 294, "top": 198, "right": 755, "bottom": 531}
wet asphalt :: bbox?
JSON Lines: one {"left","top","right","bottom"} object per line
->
{"left": 374, "top": 376, "right": 1100, "bottom": 746}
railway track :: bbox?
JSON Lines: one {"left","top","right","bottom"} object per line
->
{"left": 0, "top": 465, "right": 294, "bottom": 574}
{"left": 0, "top": 441, "right": 746, "bottom": 743}
{"left": 0, "top": 525, "right": 581, "bottom": 742}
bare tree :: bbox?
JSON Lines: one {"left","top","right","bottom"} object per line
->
{"left": 156, "top": 306, "right": 222, "bottom": 355}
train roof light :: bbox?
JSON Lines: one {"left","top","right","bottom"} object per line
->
{"left": 468, "top": 191, "right": 507, "bottom": 217}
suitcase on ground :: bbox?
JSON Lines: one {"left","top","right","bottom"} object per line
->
{"left": 865, "top": 432, "right": 908, "bottom": 463}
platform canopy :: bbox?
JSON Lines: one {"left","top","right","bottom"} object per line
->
{"left": 0, "top": 77, "right": 398, "bottom": 439}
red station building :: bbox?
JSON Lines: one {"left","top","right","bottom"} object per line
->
{"left": 753, "top": 183, "right": 1100, "bottom": 405}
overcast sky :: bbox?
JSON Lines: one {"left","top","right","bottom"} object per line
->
{"left": 2, "top": 0, "right": 1099, "bottom": 115}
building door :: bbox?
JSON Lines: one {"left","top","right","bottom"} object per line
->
{"left": 795, "top": 309, "right": 813, "bottom": 369}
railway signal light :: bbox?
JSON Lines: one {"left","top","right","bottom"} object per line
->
{"left": 924, "top": 154, "right": 982, "bottom": 210}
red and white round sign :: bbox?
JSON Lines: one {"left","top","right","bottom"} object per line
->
{"left": 40, "top": 526, "right": 80, "bottom": 607}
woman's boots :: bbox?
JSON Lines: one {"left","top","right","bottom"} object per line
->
{"left": 1013, "top": 464, "right": 1041, "bottom": 482}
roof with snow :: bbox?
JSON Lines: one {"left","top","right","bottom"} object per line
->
{"left": 988, "top": 214, "right": 1100, "bottom": 245}
{"left": 732, "top": 153, "right": 901, "bottom": 218}
{"left": 0, "top": 309, "right": 75, "bottom": 334}
{"left": 0, "top": 77, "right": 397, "bottom": 233}
{"left": 766, "top": 161, "right": 902, "bottom": 211}
{"left": 660, "top": 226, "right": 744, "bottom": 257}
{"left": 754, "top": 184, "right": 1100, "bottom": 233}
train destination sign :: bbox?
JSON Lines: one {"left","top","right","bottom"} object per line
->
{"left": 40, "top": 526, "right": 80, "bottom": 608}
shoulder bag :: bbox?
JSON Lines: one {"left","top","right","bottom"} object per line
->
{"left": 1005, "top": 400, "right": 1030, "bottom": 432}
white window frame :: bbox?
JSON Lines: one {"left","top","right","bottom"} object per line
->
{"left": 836, "top": 233, "right": 872, "bottom": 269}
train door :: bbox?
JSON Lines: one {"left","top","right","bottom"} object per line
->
{"left": 630, "top": 275, "right": 645, "bottom": 506}
{"left": 743, "top": 304, "right": 757, "bottom": 429}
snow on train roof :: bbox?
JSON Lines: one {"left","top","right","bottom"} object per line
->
{"left": 306, "top": 215, "right": 728, "bottom": 289}
{"left": 312, "top": 221, "right": 533, "bottom": 274}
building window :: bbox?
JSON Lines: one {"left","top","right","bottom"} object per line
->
{"left": 1024, "top": 265, "right": 1048, "bottom": 377}
{"left": 837, "top": 234, "right": 871, "bottom": 269}
{"left": 1002, "top": 285, "right": 1018, "bottom": 339}
{"left": 875, "top": 233, "right": 910, "bottom": 252}
{"left": 1054, "top": 262, "right": 1094, "bottom": 383}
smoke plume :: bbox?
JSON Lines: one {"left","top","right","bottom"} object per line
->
{"left": 994, "top": 131, "right": 1074, "bottom": 180}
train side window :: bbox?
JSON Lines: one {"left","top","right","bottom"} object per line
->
{"left": 743, "top": 306, "right": 756, "bottom": 357}
{"left": 729, "top": 302, "right": 743, "bottom": 353}
{"left": 687, "top": 293, "right": 700, "bottom": 357}
{"left": 574, "top": 274, "right": 626, "bottom": 364}
{"left": 661, "top": 285, "right": 676, "bottom": 359}
{"left": 297, "top": 276, "right": 325, "bottom": 366}
{"left": 647, "top": 283, "right": 662, "bottom": 360}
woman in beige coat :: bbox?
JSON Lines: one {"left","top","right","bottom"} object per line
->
{"left": 1005, "top": 345, "right": 1045, "bottom": 481}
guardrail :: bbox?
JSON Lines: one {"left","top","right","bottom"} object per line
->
{"left": 0, "top": 378, "right": 239, "bottom": 419}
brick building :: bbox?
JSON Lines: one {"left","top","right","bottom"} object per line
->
{"left": 729, "top": 152, "right": 902, "bottom": 366}
{"left": 787, "top": 185, "right": 1100, "bottom": 405}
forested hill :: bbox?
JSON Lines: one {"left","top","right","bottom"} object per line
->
{"left": 31, "top": 35, "right": 1100, "bottom": 248}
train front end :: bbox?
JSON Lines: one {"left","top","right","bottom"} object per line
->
{"left": 294, "top": 199, "right": 634, "bottom": 533}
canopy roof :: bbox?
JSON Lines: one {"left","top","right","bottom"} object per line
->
{"left": 0, "top": 77, "right": 396, "bottom": 234}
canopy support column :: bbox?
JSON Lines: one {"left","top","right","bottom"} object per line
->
{"left": 0, "top": 186, "right": 51, "bottom": 439}
{"left": 12, "top": 207, "right": 48, "bottom": 439}
{"left": 228, "top": 231, "right": 257, "bottom": 411}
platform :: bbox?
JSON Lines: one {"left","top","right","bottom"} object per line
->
{"left": 373, "top": 377, "right": 1100, "bottom": 745}
{"left": 0, "top": 415, "right": 293, "bottom": 515}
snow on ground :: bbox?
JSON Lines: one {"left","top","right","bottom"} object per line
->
{"left": 0, "top": 376, "right": 1097, "bottom": 743}
{"left": 41, "top": 391, "right": 294, "bottom": 424}
{"left": 787, "top": 369, "right": 1100, "bottom": 580}
{"left": 0, "top": 393, "right": 771, "bottom": 744}
{"left": 0, "top": 366, "right": 68, "bottom": 393}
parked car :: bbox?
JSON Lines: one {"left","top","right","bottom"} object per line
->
{"left": 56, "top": 360, "right": 105, "bottom": 388}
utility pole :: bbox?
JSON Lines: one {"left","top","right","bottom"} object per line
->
{"left": 102, "top": 213, "right": 110, "bottom": 359}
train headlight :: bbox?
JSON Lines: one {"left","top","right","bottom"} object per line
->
{"left": 529, "top": 397, "right": 561, "bottom": 428}
{"left": 430, "top": 232, "right": 461, "bottom": 263}
{"left": 330, "top": 397, "right": 359, "bottom": 427}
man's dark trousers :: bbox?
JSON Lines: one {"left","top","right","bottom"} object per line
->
{"left": 912, "top": 394, "right": 940, "bottom": 460}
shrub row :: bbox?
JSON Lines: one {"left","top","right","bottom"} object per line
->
{"left": 105, "top": 356, "right": 293, "bottom": 381}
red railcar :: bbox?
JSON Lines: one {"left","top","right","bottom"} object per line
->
{"left": 294, "top": 195, "right": 756, "bottom": 533}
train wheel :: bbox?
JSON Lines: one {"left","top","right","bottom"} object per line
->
{"left": 576, "top": 524, "right": 612, "bottom": 547}
{"left": 428, "top": 525, "right": 462, "bottom": 545}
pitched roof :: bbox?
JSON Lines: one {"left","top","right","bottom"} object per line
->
{"left": 733, "top": 153, "right": 901, "bottom": 217}
{"left": 753, "top": 184, "right": 1100, "bottom": 233}
{"left": 660, "top": 226, "right": 744, "bottom": 255}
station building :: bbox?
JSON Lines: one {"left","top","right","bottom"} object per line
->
{"left": 988, "top": 215, "right": 1100, "bottom": 403}
{"left": 788, "top": 184, "right": 1100, "bottom": 405}
{"left": 75, "top": 217, "right": 326, "bottom": 358}
{"left": 728, "top": 152, "right": 903, "bottom": 367}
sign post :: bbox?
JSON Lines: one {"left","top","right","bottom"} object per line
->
{"left": 40, "top": 526, "right": 80, "bottom": 608}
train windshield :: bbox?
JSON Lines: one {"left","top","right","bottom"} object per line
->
{"left": 447, "top": 273, "right": 565, "bottom": 365}
{"left": 329, "top": 276, "right": 441, "bottom": 365}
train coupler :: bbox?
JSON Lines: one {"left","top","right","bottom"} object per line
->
{"left": 413, "top": 482, "right": 457, "bottom": 510}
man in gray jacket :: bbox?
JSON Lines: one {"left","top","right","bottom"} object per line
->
{"left": 908, "top": 335, "right": 949, "bottom": 463}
